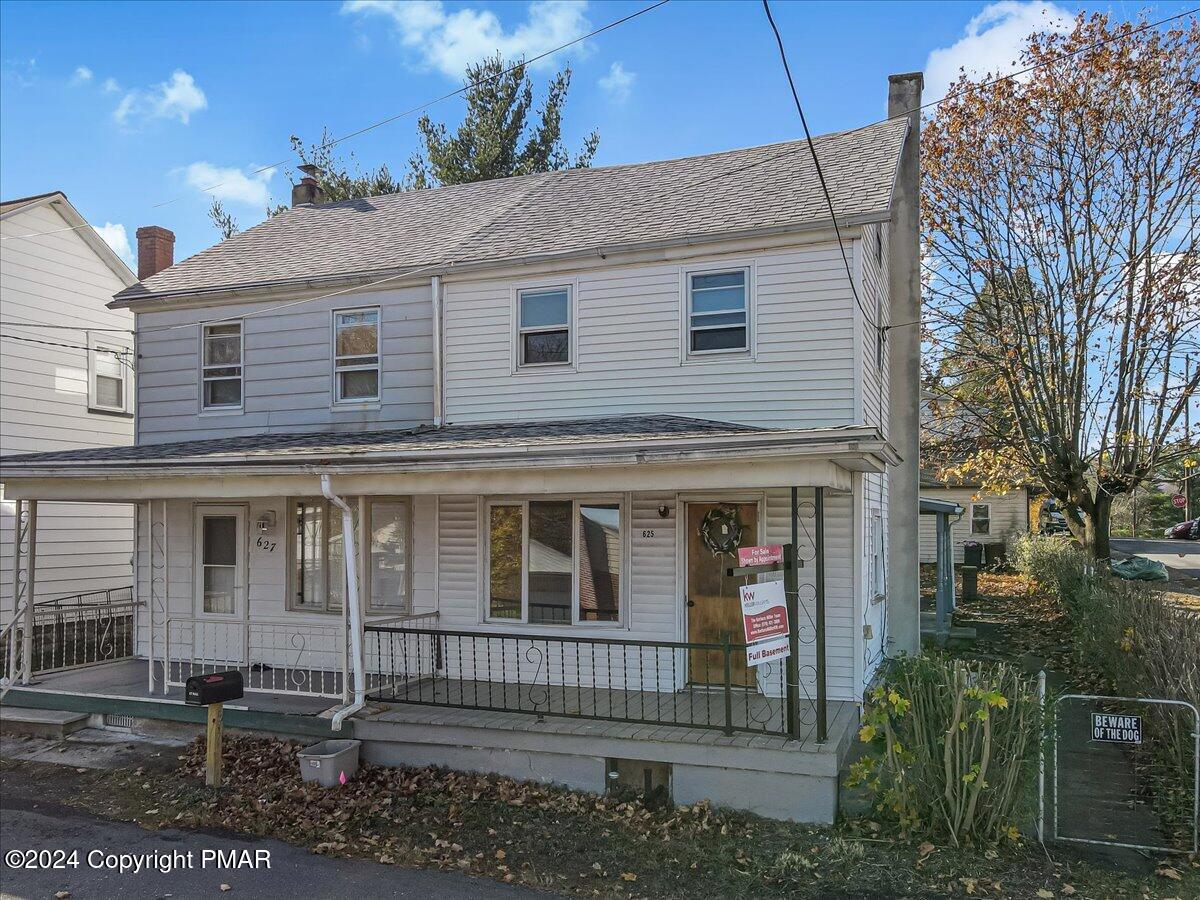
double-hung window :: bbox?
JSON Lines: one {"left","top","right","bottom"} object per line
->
{"left": 201, "top": 322, "right": 243, "bottom": 410}
{"left": 486, "top": 499, "right": 622, "bottom": 625}
{"left": 333, "top": 308, "right": 380, "bottom": 402}
{"left": 970, "top": 503, "right": 991, "bottom": 536}
{"left": 517, "top": 287, "right": 570, "bottom": 366}
{"left": 88, "top": 339, "right": 128, "bottom": 413}
{"left": 290, "top": 497, "right": 410, "bottom": 613}
{"left": 687, "top": 269, "right": 748, "bottom": 354}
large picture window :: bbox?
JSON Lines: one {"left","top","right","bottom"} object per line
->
{"left": 290, "top": 497, "right": 409, "bottom": 613}
{"left": 517, "top": 287, "right": 570, "bottom": 366}
{"left": 202, "top": 322, "right": 242, "bottom": 410}
{"left": 486, "top": 499, "right": 621, "bottom": 625}
{"left": 333, "top": 308, "right": 380, "bottom": 402}
{"left": 687, "top": 269, "right": 748, "bottom": 354}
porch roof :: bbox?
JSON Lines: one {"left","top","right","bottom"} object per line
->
{"left": 0, "top": 416, "right": 898, "bottom": 500}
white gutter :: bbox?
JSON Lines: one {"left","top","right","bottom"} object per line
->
{"left": 431, "top": 275, "right": 443, "bottom": 427}
{"left": 321, "top": 474, "right": 366, "bottom": 732}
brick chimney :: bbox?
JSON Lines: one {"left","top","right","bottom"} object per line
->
{"left": 291, "top": 163, "right": 326, "bottom": 207}
{"left": 136, "top": 225, "right": 175, "bottom": 280}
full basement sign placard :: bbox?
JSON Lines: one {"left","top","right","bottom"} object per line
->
{"left": 1091, "top": 712, "right": 1142, "bottom": 744}
{"left": 738, "top": 580, "right": 790, "bottom": 667}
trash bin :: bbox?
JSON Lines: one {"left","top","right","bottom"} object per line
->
{"left": 297, "top": 739, "right": 361, "bottom": 787}
{"left": 963, "top": 541, "right": 984, "bottom": 568}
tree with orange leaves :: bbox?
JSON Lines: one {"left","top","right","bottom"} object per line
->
{"left": 922, "top": 12, "right": 1199, "bottom": 559}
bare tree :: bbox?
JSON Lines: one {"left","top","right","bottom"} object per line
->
{"left": 923, "top": 13, "right": 1200, "bottom": 558}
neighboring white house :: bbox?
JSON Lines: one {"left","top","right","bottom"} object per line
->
{"left": 918, "top": 480, "right": 1031, "bottom": 565}
{"left": 2, "top": 76, "right": 924, "bottom": 822}
{"left": 0, "top": 192, "right": 137, "bottom": 618}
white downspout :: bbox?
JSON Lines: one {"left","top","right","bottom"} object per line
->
{"left": 322, "top": 474, "right": 366, "bottom": 731}
{"left": 431, "top": 274, "right": 443, "bottom": 427}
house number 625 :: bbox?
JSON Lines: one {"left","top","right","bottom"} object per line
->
{"left": 256, "top": 536, "right": 277, "bottom": 552}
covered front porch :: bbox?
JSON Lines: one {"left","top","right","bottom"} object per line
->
{"left": 3, "top": 416, "right": 896, "bottom": 816}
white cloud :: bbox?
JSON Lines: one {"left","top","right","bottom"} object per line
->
{"left": 93, "top": 222, "right": 133, "bottom": 266}
{"left": 114, "top": 69, "right": 207, "bottom": 126}
{"left": 598, "top": 60, "right": 634, "bottom": 103}
{"left": 182, "top": 162, "right": 276, "bottom": 207}
{"left": 924, "top": 1, "right": 1073, "bottom": 103}
{"left": 101, "top": 77, "right": 119, "bottom": 93}
{"left": 342, "top": 0, "right": 591, "bottom": 78}
{"left": 71, "top": 66, "right": 93, "bottom": 85}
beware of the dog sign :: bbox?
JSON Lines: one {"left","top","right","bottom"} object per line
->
{"left": 1091, "top": 712, "right": 1142, "bottom": 744}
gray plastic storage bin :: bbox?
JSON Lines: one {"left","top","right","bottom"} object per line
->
{"left": 297, "top": 739, "right": 361, "bottom": 787}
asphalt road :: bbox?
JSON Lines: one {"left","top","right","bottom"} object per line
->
{"left": 0, "top": 783, "right": 539, "bottom": 900}
{"left": 1111, "top": 537, "right": 1200, "bottom": 581}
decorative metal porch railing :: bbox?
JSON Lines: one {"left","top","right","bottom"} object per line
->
{"left": 364, "top": 624, "right": 809, "bottom": 737}
{"left": 1, "top": 587, "right": 137, "bottom": 682}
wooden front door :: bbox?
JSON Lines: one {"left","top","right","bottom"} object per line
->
{"left": 686, "top": 502, "right": 759, "bottom": 686}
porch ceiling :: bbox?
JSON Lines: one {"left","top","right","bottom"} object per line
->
{"left": 1, "top": 415, "right": 895, "bottom": 500}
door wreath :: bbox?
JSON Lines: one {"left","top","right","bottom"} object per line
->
{"left": 698, "top": 504, "right": 745, "bottom": 557}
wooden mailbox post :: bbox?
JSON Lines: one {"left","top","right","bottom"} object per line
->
{"left": 185, "top": 670, "right": 244, "bottom": 787}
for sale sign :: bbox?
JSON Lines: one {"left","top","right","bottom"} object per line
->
{"left": 737, "top": 544, "right": 784, "bottom": 568}
{"left": 1091, "top": 712, "right": 1142, "bottom": 744}
{"left": 738, "top": 580, "right": 791, "bottom": 667}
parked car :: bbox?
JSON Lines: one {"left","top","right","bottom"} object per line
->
{"left": 1165, "top": 518, "right": 1200, "bottom": 540}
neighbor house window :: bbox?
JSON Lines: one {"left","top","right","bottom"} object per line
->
{"left": 517, "top": 287, "right": 570, "bottom": 366}
{"left": 202, "top": 322, "right": 243, "bottom": 409}
{"left": 687, "top": 269, "right": 748, "bottom": 353}
{"left": 333, "top": 308, "right": 380, "bottom": 402}
{"left": 486, "top": 499, "right": 621, "bottom": 625}
{"left": 971, "top": 503, "right": 991, "bottom": 536}
{"left": 88, "top": 341, "right": 128, "bottom": 412}
{"left": 290, "top": 497, "right": 409, "bottom": 613}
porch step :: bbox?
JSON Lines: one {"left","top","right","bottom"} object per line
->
{"left": 0, "top": 706, "right": 89, "bottom": 739}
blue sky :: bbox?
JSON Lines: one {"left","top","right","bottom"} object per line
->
{"left": 2, "top": 0, "right": 1193, "bottom": 266}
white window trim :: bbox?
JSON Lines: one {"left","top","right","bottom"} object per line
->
{"left": 680, "top": 263, "right": 755, "bottom": 362}
{"left": 199, "top": 320, "right": 244, "bottom": 414}
{"left": 286, "top": 496, "right": 412, "bottom": 615}
{"left": 86, "top": 332, "right": 131, "bottom": 414}
{"left": 193, "top": 503, "right": 247, "bottom": 620}
{"left": 482, "top": 496, "right": 625, "bottom": 628}
{"left": 511, "top": 282, "right": 576, "bottom": 373}
{"left": 331, "top": 306, "right": 381, "bottom": 406}
{"left": 970, "top": 502, "right": 992, "bottom": 536}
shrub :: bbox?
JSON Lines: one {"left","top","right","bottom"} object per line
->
{"left": 850, "top": 654, "right": 1043, "bottom": 846}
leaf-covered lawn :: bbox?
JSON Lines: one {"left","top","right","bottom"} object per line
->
{"left": 4, "top": 738, "right": 1195, "bottom": 898}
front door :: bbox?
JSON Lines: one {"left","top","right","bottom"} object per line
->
{"left": 191, "top": 505, "right": 247, "bottom": 667}
{"left": 686, "top": 501, "right": 759, "bottom": 686}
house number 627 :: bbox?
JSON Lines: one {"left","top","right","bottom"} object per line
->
{"left": 256, "top": 536, "right": 277, "bottom": 552}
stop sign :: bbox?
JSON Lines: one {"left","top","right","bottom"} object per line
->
{"left": 1173, "top": 494, "right": 1187, "bottom": 509}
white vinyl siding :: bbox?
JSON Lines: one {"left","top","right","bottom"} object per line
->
{"left": 443, "top": 240, "right": 858, "bottom": 429}
{"left": 0, "top": 200, "right": 135, "bottom": 617}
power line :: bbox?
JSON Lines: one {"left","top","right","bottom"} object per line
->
{"left": 0, "top": 320, "right": 133, "bottom": 333}
{"left": 761, "top": 0, "right": 873, "bottom": 332}
{"left": 0, "top": 332, "right": 133, "bottom": 362}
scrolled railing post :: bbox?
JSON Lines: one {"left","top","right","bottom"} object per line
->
{"left": 722, "top": 631, "right": 734, "bottom": 736}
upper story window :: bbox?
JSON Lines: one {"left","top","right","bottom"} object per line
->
{"left": 88, "top": 340, "right": 128, "bottom": 413}
{"left": 970, "top": 503, "right": 991, "bottom": 536}
{"left": 202, "top": 322, "right": 243, "bottom": 410}
{"left": 333, "top": 308, "right": 380, "bottom": 403}
{"left": 517, "top": 287, "right": 571, "bottom": 366}
{"left": 687, "top": 269, "right": 748, "bottom": 354}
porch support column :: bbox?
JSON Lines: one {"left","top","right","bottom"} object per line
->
{"left": 17, "top": 501, "right": 37, "bottom": 683}
{"left": 814, "top": 487, "right": 827, "bottom": 744}
{"left": 934, "top": 512, "right": 956, "bottom": 644}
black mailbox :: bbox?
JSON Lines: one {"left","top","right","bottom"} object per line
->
{"left": 185, "top": 670, "right": 244, "bottom": 706}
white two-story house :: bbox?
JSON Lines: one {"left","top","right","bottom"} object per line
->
{"left": 1, "top": 75, "right": 923, "bottom": 823}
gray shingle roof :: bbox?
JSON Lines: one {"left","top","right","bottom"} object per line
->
{"left": 1, "top": 416, "right": 772, "bottom": 468}
{"left": 114, "top": 120, "right": 906, "bottom": 304}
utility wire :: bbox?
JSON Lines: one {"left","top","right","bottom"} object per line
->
{"left": 0, "top": 320, "right": 134, "bottom": 333}
{"left": 761, "top": 0, "right": 870, "bottom": 325}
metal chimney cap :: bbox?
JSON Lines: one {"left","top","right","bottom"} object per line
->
{"left": 297, "top": 163, "right": 321, "bottom": 178}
